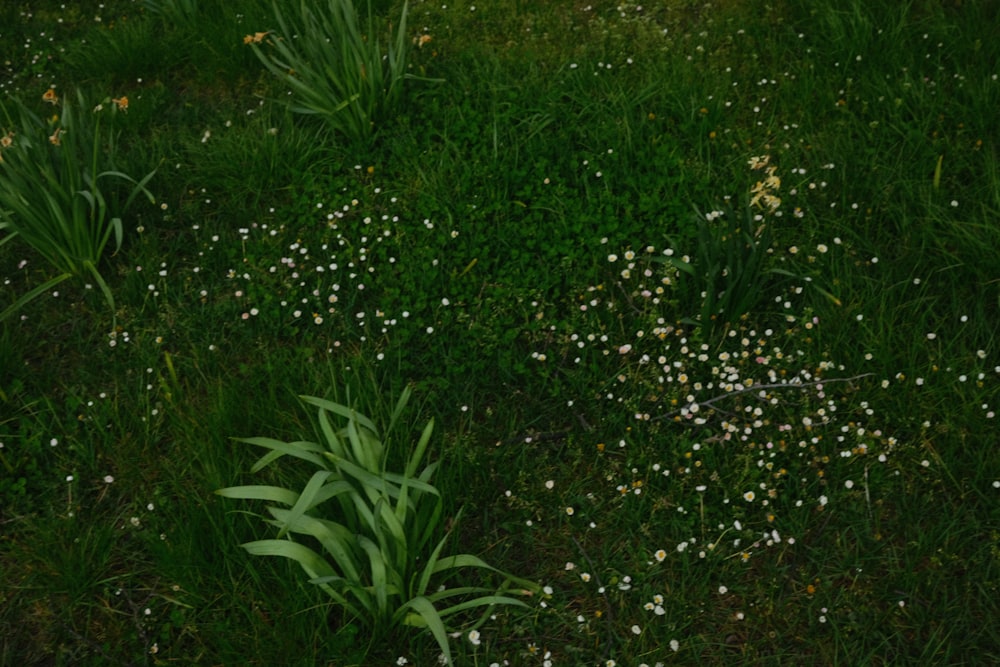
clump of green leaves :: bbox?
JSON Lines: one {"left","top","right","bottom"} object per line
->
{"left": 217, "top": 385, "right": 538, "bottom": 663}
{"left": 0, "top": 88, "right": 155, "bottom": 323}
{"left": 659, "top": 157, "right": 838, "bottom": 337}
{"left": 248, "top": 0, "right": 425, "bottom": 146}
{"left": 662, "top": 204, "right": 779, "bottom": 336}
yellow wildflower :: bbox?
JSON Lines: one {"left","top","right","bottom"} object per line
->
{"left": 749, "top": 163, "right": 781, "bottom": 211}
{"left": 49, "top": 128, "right": 64, "bottom": 146}
{"left": 112, "top": 96, "right": 129, "bottom": 112}
{"left": 0, "top": 131, "right": 13, "bottom": 149}
{"left": 42, "top": 88, "right": 59, "bottom": 105}
{"left": 244, "top": 31, "right": 270, "bottom": 45}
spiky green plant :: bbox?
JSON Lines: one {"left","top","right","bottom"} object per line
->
{"left": 247, "top": 0, "right": 428, "bottom": 146}
{"left": 217, "top": 385, "right": 538, "bottom": 662}
{"left": 0, "top": 89, "right": 155, "bottom": 324}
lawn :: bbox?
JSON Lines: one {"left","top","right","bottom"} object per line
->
{"left": 1, "top": 0, "right": 998, "bottom": 665}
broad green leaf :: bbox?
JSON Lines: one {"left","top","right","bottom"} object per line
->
{"left": 305, "top": 479, "right": 356, "bottom": 509}
{"left": 398, "top": 596, "right": 451, "bottom": 664}
{"left": 83, "top": 260, "right": 116, "bottom": 327}
{"left": 266, "top": 508, "right": 362, "bottom": 583}
{"left": 344, "top": 484, "right": 378, "bottom": 535}
{"left": 432, "top": 553, "right": 543, "bottom": 596}
{"left": 248, "top": 448, "right": 284, "bottom": 471}
{"left": 370, "top": 497, "right": 392, "bottom": 567}
{"left": 404, "top": 418, "right": 434, "bottom": 480}
{"left": 242, "top": 538, "right": 334, "bottom": 575}
{"left": 386, "top": 383, "right": 412, "bottom": 434}
{"left": 384, "top": 468, "right": 438, "bottom": 495}
{"left": 316, "top": 404, "right": 347, "bottom": 458}
{"left": 233, "top": 436, "right": 327, "bottom": 471}
{"left": 326, "top": 450, "right": 388, "bottom": 491}
{"left": 431, "top": 553, "right": 497, "bottom": 574}
{"left": 327, "top": 453, "right": 438, "bottom": 498}
{"left": 358, "top": 535, "right": 390, "bottom": 620}
{"left": 421, "top": 585, "right": 497, "bottom": 602}
{"left": 397, "top": 419, "right": 435, "bottom": 526}
{"left": 276, "top": 470, "right": 334, "bottom": 538}
{"left": 346, "top": 417, "right": 382, "bottom": 473}
{"left": 435, "top": 595, "right": 530, "bottom": 619}
{"left": 415, "top": 507, "right": 463, "bottom": 597}
{"left": 375, "top": 497, "right": 408, "bottom": 574}
{"left": 215, "top": 485, "right": 299, "bottom": 506}
{"left": 300, "top": 395, "right": 379, "bottom": 433}
{"left": 241, "top": 539, "right": 363, "bottom": 617}
{"left": 417, "top": 460, "right": 440, "bottom": 484}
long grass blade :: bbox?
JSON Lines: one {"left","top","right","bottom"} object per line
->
{"left": 434, "top": 595, "right": 530, "bottom": 618}
{"left": 358, "top": 534, "right": 391, "bottom": 621}
{"left": 266, "top": 508, "right": 363, "bottom": 583}
{"left": 301, "top": 395, "right": 379, "bottom": 433}
{"left": 242, "top": 539, "right": 363, "bottom": 617}
{"left": 275, "top": 470, "right": 334, "bottom": 538}
{"left": 232, "top": 436, "right": 328, "bottom": 470}
{"left": 215, "top": 485, "right": 300, "bottom": 505}
{"left": 0, "top": 272, "right": 71, "bottom": 323}
{"left": 397, "top": 596, "right": 451, "bottom": 664}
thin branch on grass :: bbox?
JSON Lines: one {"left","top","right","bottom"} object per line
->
{"left": 650, "top": 372, "right": 875, "bottom": 423}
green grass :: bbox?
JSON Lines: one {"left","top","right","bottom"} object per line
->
{"left": 2, "top": 0, "right": 999, "bottom": 664}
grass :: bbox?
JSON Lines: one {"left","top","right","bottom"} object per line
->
{"left": 1, "top": 0, "right": 999, "bottom": 664}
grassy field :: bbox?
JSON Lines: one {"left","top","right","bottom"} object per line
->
{"left": 1, "top": 0, "right": 998, "bottom": 664}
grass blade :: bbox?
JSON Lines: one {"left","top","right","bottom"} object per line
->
{"left": 215, "top": 485, "right": 300, "bottom": 505}
{"left": 397, "top": 596, "right": 451, "bottom": 664}
{"left": 275, "top": 470, "right": 334, "bottom": 538}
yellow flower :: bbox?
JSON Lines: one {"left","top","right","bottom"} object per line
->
{"left": 112, "top": 96, "right": 129, "bottom": 112}
{"left": 416, "top": 34, "right": 432, "bottom": 48}
{"left": 49, "top": 128, "right": 64, "bottom": 146}
{"left": 763, "top": 165, "right": 780, "bottom": 190}
{"left": 0, "top": 131, "right": 13, "bottom": 149}
{"left": 244, "top": 31, "right": 270, "bottom": 45}
{"left": 749, "top": 162, "right": 781, "bottom": 211}
{"left": 42, "top": 88, "right": 59, "bottom": 105}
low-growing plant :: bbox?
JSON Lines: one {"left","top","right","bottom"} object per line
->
{"left": 661, "top": 203, "right": 778, "bottom": 337}
{"left": 217, "top": 385, "right": 539, "bottom": 662}
{"left": 247, "top": 0, "right": 427, "bottom": 146}
{"left": 660, "top": 156, "right": 838, "bottom": 337}
{"left": 0, "top": 88, "right": 155, "bottom": 323}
